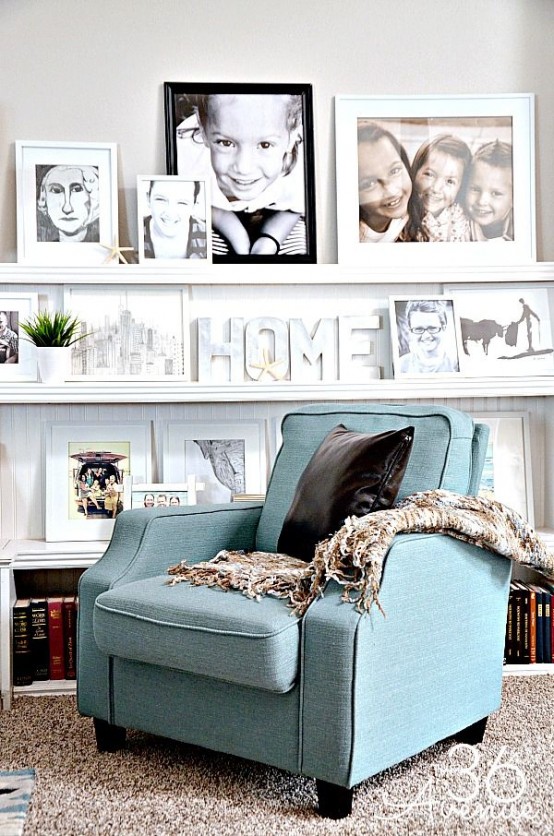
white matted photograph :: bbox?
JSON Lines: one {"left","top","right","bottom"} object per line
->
{"left": 64, "top": 285, "right": 190, "bottom": 380}
{"left": 15, "top": 140, "right": 118, "bottom": 265}
{"left": 44, "top": 421, "right": 152, "bottom": 541}
{"left": 389, "top": 296, "right": 462, "bottom": 378}
{"left": 335, "top": 93, "right": 535, "bottom": 267}
{"left": 162, "top": 420, "right": 267, "bottom": 503}
{"left": 446, "top": 285, "right": 554, "bottom": 376}
{"left": 0, "top": 292, "right": 38, "bottom": 380}
{"left": 136, "top": 175, "right": 211, "bottom": 264}
{"left": 124, "top": 481, "right": 195, "bottom": 510}
{"left": 472, "top": 411, "right": 534, "bottom": 525}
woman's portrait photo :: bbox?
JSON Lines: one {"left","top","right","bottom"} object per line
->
{"left": 35, "top": 164, "right": 100, "bottom": 243}
{"left": 165, "top": 82, "right": 316, "bottom": 263}
{"left": 137, "top": 175, "right": 210, "bottom": 263}
{"left": 390, "top": 296, "right": 462, "bottom": 378}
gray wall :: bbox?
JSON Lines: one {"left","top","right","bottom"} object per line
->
{"left": 0, "top": 0, "right": 553, "bottom": 263}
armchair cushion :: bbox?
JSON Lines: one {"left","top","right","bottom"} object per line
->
{"left": 93, "top": 575, "right": 301, "bottom": 693}
{"left": 277, "top": 424, "right": 414, "bottom": 562}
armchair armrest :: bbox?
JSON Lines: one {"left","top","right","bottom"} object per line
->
{"left": 77, "top": 502, "right": 262, "bottom": 721}
{"left": 300, "top": 532, "right": 511, "bottom": 788}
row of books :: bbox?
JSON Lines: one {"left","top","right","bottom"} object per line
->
{"left": 505, "top": 581, "right": 553, "bottom": 664}
{"left": 12, "top": 596, "right": 78, "bottom": 686}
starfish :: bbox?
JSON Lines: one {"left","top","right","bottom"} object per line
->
{"left": 100, "top": 242, "right": 135, "bottom": 265}
{"left": 249, "top": 348, "right": 286, "bottom": 381}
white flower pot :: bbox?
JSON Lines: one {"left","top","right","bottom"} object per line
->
{"left": 37, "top": 346, "right": 72, "bottom": 384}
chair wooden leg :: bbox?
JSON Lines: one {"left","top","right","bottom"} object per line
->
{"left": 316, "top": 779, "right": 353, "bottom": 819}
{"left": 454, "top": 716, "right": 488, "bottom": 745}
{"left": 93, "top": 717, "right": 127, "bottom": 752}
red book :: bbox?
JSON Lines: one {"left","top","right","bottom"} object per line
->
{"left": 62, "top": 596, "right": 77, "bottom": 680}
{"left": 47, "top": 597, "right": 65, "bottom": 680}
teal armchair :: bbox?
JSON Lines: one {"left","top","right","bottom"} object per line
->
{"left": 77, "top": 404, "right": 511, "bottom": 818}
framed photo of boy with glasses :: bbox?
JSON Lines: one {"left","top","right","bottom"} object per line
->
{"left": 164, "top": 82, "right": 316, "bottom": 263}
{"left": 389, "top": 295, "right": 463, "bottom": 378}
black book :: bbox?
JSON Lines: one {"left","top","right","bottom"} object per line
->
{"left": 13, "top": 599, "right": 33, "bottom": 686}
{"left": 30, "top": 598, "right": 49, "bottom": 680}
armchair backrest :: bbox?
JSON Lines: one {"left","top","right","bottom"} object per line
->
{"left": 256, "top": 403, "right": 488, "bottom": 553}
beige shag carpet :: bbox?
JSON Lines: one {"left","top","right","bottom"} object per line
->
{"left": 1, "top": 677, "right": 553, "bottom": 835}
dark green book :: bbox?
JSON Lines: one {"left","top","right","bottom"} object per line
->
{"left": 13, "top": 599, "right": 33, "bottom": 686}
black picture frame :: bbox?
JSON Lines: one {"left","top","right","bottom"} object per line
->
{"left": 164, "top": 82, "right": 316, "bottom": 264}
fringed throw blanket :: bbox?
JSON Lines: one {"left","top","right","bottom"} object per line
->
{"left": 167, "top": 489, "right": 554, "bottom": 617}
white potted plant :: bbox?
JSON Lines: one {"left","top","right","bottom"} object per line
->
{"left": 20, "top": 310, "right": 89, "bottom": 384}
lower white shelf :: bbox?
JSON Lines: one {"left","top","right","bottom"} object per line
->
{"left": 13, "top": 679, "right": 76, "bottom": 697}
{"left": 502, "top": 663, "right": 554, "bottom": 676}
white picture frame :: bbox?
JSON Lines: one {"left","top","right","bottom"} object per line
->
{"left": 136, "top": 175, "right": 211, "bottom": 264}
{"left": 162, "top": 420, "right": 267, "bottom": 503}
{"left": 335, "top": 93, "right": 535, "bottom": 267}
{"left": 389, "top": 295, "right": 463, "bottom": 378}
{"left": 445, "top": 284, "right": 554, "bottom": 376}
{"left": 45, "top": 421, "right": 152, "bottom": 542}
{"left": 472, "top": 411, "right": 534, "bottom": 526}
{"left": 124, "top": 481, "right": 196, "bottom": 511}
{"left": 63, "top": 285, "right": 190, "bottom": 380}
{"left": 0, "top": 292, "right": 38, "bottom": 380}
{"left": 15, "top": 140, "right": 118, "bottom": 265}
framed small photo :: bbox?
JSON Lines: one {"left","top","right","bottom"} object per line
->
{"left": 63, "top": 285, "right": 190, "bottom": 380}
{"left": 125, "top": 482, "right": 194, "bottom": 510}
{"left": 335, "top": 93, "right": 535, "bottom": 267}
{"left": 15, "top": 140, "right": 118, "bottom": 265}
{"left": 0, "top": 292, "right": 38, "bottom": 380}
{"left": 136, "top": 175, "right": 211, "bottom": 264}
{"left": 389, "top": 295, "right": 462, "bottom": 378}
{"left": 44, "top": 421, "right": 152, "bottom": 541}
{"left": 445, "top": 285, "right": 554, "bottom": 376}
{"left": 164, "top": 82, "right": 316, "bottom": 263}
{"left": 161, "top": 420, "right": 267, "bottom": 503}
{"left": 472, "top": 411, "right": 534, "bottom": 525}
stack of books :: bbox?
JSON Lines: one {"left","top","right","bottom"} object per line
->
{"left": 504, "top": 581, "right": 553, "bottom": 664}
{"left": 12, "top": 596, "right": 78, "bottom": 686}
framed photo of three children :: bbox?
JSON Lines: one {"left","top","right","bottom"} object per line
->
{"left": 164, "top": 82, "right": 317, "bottom": 263}
{"left": 335, "top": 93, "right": 536, "bottom": 266}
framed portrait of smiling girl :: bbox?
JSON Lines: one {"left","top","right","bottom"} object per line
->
{"left": 164, "top": 82, "right": 316, "bottom": 263}
{"left": 335, "top": 94, "right": 535, "bottom": 268}
{"left": 389, "top": 295, "right": 463, "bottom": 379}
{"left": 15, "top": 139, "right": 119, "bottom": 265}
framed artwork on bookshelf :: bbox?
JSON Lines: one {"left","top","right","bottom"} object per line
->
{"left": 472, "top": 411, "right": 534, "bottom": 526}
{"left": 0, "top": 292, "right": 38, "bottom": 381}
{"left": 164, "top": 82, "right": 316, "bottom": 263}
{"left": 63, "top": 285, "right": 190, "bottom": 380}
{"left": 335, "top": 93, "right": 535, "bottom": 267}
{"left": 15, "top": 140, "right": 118, "bottom": 265}
{"left": 136, "top": 175, "right": 212, "bottom": 264}
{"left": 161, "top": 420, "right": 267, "bottom": 503}
{"left": 123, "top": 480, "right": 197, "bottom": 510}
{"left": 389, "top": 295, "right": 463, "bottom": 378}
{"left": 445, "top": 285, "right": 554, "bottom": 376}
{"left": 44, "top": 421, "right": 152, "bottom": 542}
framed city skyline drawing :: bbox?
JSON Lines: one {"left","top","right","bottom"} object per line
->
{"left": 63, "top": 285, "right": 190, "bottom": 380}
{"left": 161, "top": 420, "right": 267, "bottom": 503}
{"left": 0, "top": 291, "right": 38, "bottom": 381}
{"left": 136, "top": 174, "right": 212, "bottom": 264}
{"left": 164, "top": 82, "right": 317, "bottom": 264}
{"left": 15, "top": 140, "right": 118, "bottom": 266}
{"left": 44, "top": 421, "right": 152, "bottom": 541}
{"left": 335, "top": 93, "right": 535, "bottom": 267}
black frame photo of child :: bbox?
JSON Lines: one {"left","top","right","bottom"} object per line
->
{"left": 335, "top": 94, "right": 535, "bottom": 267}
{"left": 164, "top": 82, "right": 316, "bottom": 264}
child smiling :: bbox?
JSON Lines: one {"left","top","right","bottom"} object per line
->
{"left": 466, "top": 140, "right": 513, "bottom": 241}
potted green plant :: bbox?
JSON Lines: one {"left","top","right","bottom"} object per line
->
{"left": 20, "top": 310, "right": 90, "bottom": 383}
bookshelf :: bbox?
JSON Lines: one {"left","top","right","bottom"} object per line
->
{"left": 1, "top": 261, "right": 554, "bottom": 707}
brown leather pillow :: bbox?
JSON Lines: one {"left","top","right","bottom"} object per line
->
{"left": 277, "top": 424, "right": 414, "bottom": 562}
